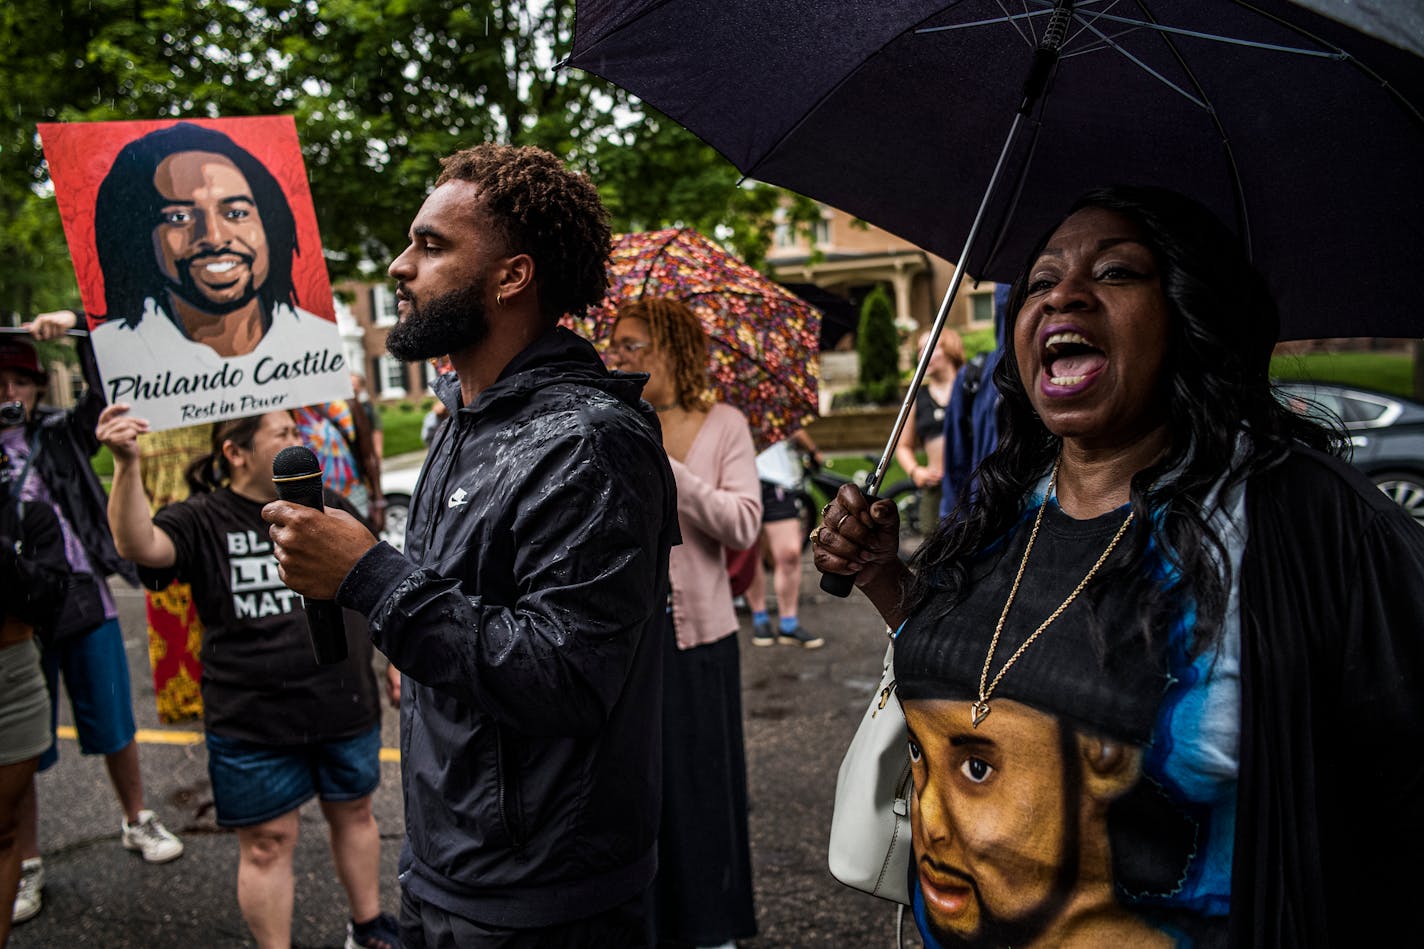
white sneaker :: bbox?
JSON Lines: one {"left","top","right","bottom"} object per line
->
{"left": 11, "top": 857, "right": 42, "bottom": 924}
{"left": 121, "top": 809, "right": 185, "bottom": 863}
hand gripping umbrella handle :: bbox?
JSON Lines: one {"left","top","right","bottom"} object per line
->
{"left": 818, "top": 476, "right": 880, "bottom": 599}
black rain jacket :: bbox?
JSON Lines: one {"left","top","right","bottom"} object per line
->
{"left": 338, "top": 327, "right": 678, "bottom": 928}
{"left": 1232, "top": 447, "right": 1424, "bottom": 947}
{"left": 30, "top": 336, "right": 137, "bottom": 589}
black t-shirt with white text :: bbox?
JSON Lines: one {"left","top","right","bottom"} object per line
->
{"left": 145, "top": 487, "right": 379, "bottom": 745}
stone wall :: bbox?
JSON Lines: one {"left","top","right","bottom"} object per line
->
{"left": 805, "top": 406, "right": 899, "bottom": 452}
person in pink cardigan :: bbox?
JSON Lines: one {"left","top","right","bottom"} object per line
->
{"left": 604, "top": 298, "right": 762, "bottom": 949}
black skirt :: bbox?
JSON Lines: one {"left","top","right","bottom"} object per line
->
{"left": 654, "top": 623, "right": 757, "bottom": 946}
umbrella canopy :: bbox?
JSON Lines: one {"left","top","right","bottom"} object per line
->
{"left": 569, "top": 1, "right": 1424, "bottom": 342}
{"left": 569, "top": 228, "right": 821, "bottom": 451}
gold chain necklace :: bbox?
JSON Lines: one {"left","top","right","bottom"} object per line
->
{"left": 971, "top": 459, "right": 1136, "bottom": 728}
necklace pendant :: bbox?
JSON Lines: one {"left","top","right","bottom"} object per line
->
{"left": 970, "top": 700, "right": 991, "bottom": 728}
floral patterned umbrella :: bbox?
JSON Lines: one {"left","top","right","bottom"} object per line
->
{"left": 567, "top": 227, "right": 821, "bottom": 452}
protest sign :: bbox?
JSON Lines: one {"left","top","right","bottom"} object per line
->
{"left": 39, "top": 116, "right": 351, "bottom": 430}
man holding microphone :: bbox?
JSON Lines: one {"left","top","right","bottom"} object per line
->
{"left": 265, "top": 143, "right": 678, "bottom": 947}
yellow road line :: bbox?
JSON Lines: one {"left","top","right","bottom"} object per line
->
{"left": 55, "top": 725, "right": 402, "bottom": 761}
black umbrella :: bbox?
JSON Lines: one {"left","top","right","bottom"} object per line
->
{"left": 569, "top": 1, "right": 1422, "bottom": 341}
{"left": 568, "top": 0, "right": 1424, "bottom": 591}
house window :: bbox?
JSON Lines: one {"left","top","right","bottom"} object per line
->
{"left": 811, "top": 217, "right": 830, "bottom": 247}
{"left": 376, "top": 355, "right": 407, "bottom": 398}
{"left": 970, "top": 291, "right": 995, "bottom": 325}
{"left": 371, "top": 285, "right": 398, "bottom": 327}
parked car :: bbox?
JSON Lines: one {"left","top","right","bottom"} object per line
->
{"left": 1276, "top": 381, "right": 1424, "bottom": 526}
{"left": 379, "top": 464, "right": 421, "bottom": 554}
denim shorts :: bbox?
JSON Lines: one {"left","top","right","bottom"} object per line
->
{"left": 39, "top": 617, "right": 136, "bottom": 771}
{"left": 760, "top": 480, "right": 802, "bottom": 524}
{"left": 205, "top": 725, "right": 382, "bottom": 828}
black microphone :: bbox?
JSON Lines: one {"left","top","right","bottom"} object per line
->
{"left": 272, "top": 445, "right": 348, "bottom": 665}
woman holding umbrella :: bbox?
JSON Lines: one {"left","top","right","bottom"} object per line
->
{"left": 603, "top": 298, "right": 762, "bottom": 949}
{"left": 812, "top": 186, "right": 1424, "bottom": 947}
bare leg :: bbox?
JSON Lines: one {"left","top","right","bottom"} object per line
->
{"left": 236, "top": 810, "right": 300, "bottom": 949}
{"left": 0, "top": 758, "right": 40, "bottom": 946}
{"left": 745, "top": 531, "right": 770, "bottom": 615}
{"left": 764, "top": 518, "right": 805, "bottom": 622}
{"left": 103, "top": 740, "right": 144, "bottom": 824}
{"left": 320, "top": 796, "right": 381, "bottom": 924}
{"left": 14, "top": 780, "right": 35, "bottom": 862}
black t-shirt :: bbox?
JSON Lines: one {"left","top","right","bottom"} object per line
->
{"left": 897, "top": 500, "right": 1232, "bottom": 947}
{"left": 144, "top": 487, "right": 379, "bottom": 745}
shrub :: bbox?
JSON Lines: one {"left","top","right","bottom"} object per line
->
{"left": 856, "top": 285, "right": 899, "bottom": 398}
{"left": 830, "top": 379, "right": 904, "bottom": 410}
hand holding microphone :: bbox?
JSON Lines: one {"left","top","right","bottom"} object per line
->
{"left": 271, "top": 445, "right": 350, "bottom": 665}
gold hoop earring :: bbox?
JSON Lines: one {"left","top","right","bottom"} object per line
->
{"left": 496, "top": 292, "right": 505, "bottom": 307}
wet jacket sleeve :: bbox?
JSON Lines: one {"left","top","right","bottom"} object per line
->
{"left": 337, "top": 426, "right": 670, "bottom": 736}
{"left": 667, "top": 411, "right": 762, "bottom": 551}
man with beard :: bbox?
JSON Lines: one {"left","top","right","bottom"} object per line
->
{"left": 264, "top": 144, "right": 679, "bottom": 947}
{"left": 88, "top": 123, "right": 348, "bottom": 429}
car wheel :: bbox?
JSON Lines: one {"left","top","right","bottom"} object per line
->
{"left": 1371, "top": 471, "right": 1424, "bottom": 528}
{"left": 380, "top": 493, "right": 412, "bottom": 554}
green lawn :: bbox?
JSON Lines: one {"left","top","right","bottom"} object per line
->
{"left": 1269, "top": 351, "right": 1414, "bottom": 398}
{"left": 377, "top": 399, "right": 434, "bottom": 457}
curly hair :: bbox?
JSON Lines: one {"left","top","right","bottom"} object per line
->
{"left": 615, "top": 298, "right": 713, "bottom": 411}
{"left": 906, "top": 186, "right": 1342, "bottom": 652}
{"left": 436, "top": 144, "right": 611, "bottom": 325}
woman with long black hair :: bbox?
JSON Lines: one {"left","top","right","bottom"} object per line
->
{"left": 814, "top": 186, "right": 1424, "bottom": 948}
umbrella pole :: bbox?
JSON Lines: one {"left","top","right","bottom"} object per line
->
{"left": 820, "top": 0, "right": 1075, "bottom": 596}
{"left": 858, "top": 112, "right": 1031, "bottom": 502}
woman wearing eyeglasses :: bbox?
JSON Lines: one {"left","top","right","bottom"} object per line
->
{"left": 604, "top": 299, "right": 762, "bottom": 949}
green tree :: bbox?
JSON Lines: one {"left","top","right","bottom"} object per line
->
{"left": 0, "top": 0, "right": 818, "bottom": 322}
{"left": 856, "top": 284, "right": 899, "bottom": 403}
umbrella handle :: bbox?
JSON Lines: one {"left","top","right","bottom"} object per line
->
{"left": 819, "top": 566, "right": 857, "bottom": 598}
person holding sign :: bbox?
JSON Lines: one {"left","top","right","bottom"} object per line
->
{"left": 97, "top": 404, "right": 399, "bottom": 949}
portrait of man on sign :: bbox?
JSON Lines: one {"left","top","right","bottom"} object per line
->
{"left": 40, "top": 116, "right": 350, "bottom": 431}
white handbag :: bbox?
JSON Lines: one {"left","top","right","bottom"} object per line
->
{"left": 827, "top": 634, "right": 914, "bottom": 905}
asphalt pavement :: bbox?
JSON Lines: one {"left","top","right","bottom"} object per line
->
{"left": 9, "top": 547, "right": 923, "bottom": 948}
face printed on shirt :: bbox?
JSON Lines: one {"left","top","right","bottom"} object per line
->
{"left": 904, "top": 697, "right": 1174, "bottom": 949}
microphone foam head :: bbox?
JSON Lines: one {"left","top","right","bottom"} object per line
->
{"left": 273, "top": 444, "right": 322, "bottom": 480}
